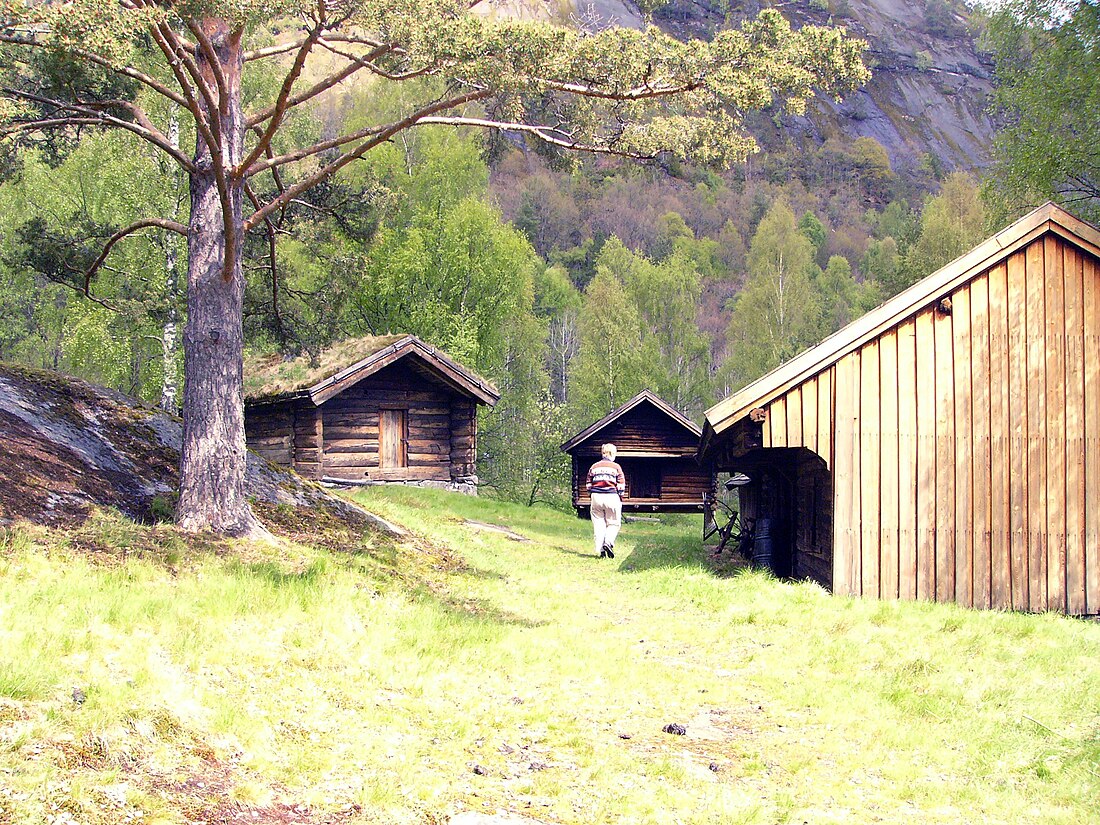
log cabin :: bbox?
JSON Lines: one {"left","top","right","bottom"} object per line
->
{"left": 698, "top": 202, "right": 1100, "bottom": 615}
{"left": 244, "top": 335, "right": 499, "bottom": 491}
{"left": 562, "top": 390, "right": 714, "bottom": 517}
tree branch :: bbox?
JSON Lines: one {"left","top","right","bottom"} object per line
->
{"left": 244, "top": 87, "right": 493, "bottom": 230}
{"left": 244, "top": 181, "right": 284, "bottom": 329}
{"left": 237, "top": 24, "right": 323, "bottom": 176}
{"left": 84, "top": 218, "right": 189, "bottom": 293}
{"left": 186, "top": 20, "right": 230, "bottom": 116}
{"left": 146, "top": 23, "right": 219, "bottom": 158}
{"left": 243, "top": 37, "right": 311, "bottom": 62}
{"left": 543, "top": 78, "right": 702, "bottom": 101}
{"left": 246, "top": 124, "right": 293, "bottom": 222}
{"left": 0, "top": 34, "right": 190, "bottom": 107}
{"left": 245, "top": 41, "right": 392, "bottom": 128}
{"left": 242, "top": 31, "right": 387, "bottom": 62}
{"left": 244, "top": 121, "right": 388, "bottom": 178}
{"left": 314, "top": 39, "right": 430, "bottom": 83}
{"left": 156, "top": 21, "right": 222, "bottom": 146}
{"left": 1, "top": 89, "right": 197, "bottom": 171}
{"left": 416, "top": 115, "right": 655, "bottom": 160}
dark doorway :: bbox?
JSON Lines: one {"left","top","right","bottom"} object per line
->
{"left": 730, "top": 448, "right": 832, "bottom": 586}
{"left": 620, "top": 459, "right": 661, "bottom": 499}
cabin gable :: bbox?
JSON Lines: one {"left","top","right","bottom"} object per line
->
{"left": 244, "top": 336, "right": 494, "bottom": 492}
{"left": 563, "top": 392, "right": 714, "bottom": 515}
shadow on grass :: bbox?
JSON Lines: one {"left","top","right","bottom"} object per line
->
{"left": 434, "top": 591, "right": 547, "bottom": 628}
{"left": 615, "top": 540, "right": 714, "bottom": 574}
{"left": 550, "top": 543, "right": 603, "bottom": 560}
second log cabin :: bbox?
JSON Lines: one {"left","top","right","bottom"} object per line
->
{"left": 244, "top": 335, "right": 499, "bottom": 491}
{"left": 562, "top": 390, "right": 714, "bottom": 517}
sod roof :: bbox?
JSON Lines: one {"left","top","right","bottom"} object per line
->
{"left": 243, "top": 335, "right": 499, "bottom": 406}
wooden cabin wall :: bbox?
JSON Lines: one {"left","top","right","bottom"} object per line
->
{"left": 293, "top": 400, "right": 323, "bottom": 480}
{"left": 661, "top": 459, "right": 712, "bottom": 505}
{"left": 592, "top": 409, "right": 700, "bottom": 453}
{"left": 573, "top": 456, "right": 710, "bottom": 508}
{"left": 245, "top": 404, "right": 294, "bottom": 466}
{"left": 244, "top": 401, "right": 323, "bottom": 479}
{"left": 569, "top": 404, "right": 709, "bottom": 511}
{"left": 760, "top": 234, "right": 1100, "bottom": 614}
{"left": 320, "top": 363, "right": 456, "bottom": 482}
{"left": 450, "top": 400, "right": 477, "bottom": 478}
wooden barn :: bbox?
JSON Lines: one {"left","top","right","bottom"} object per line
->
{"left": 698, "top": 202, "right": 1100, "bottom": 615}
{"left": 562, "top": 390, "right": 714, "bottom": 517}
{"left": 244, "top": 335, "right": 499, "bottom": 490}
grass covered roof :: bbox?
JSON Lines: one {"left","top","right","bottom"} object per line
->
{"left": 244, "top": 335, "right": 409, "bottom": 401}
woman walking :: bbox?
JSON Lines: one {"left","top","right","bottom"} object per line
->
{"left": 586, "top": 443, "right": 626, "bottom": 558}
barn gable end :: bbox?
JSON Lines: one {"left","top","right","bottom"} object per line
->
{"left": 700, "top": 202, "right": 1100, "bottom": 615}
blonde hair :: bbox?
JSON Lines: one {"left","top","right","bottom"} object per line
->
{"left": 601, "top": 443, "right": 617, "bottom": 460}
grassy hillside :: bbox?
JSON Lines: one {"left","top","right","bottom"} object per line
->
{"left": 1, "top": 488, "right": 1097, "bottom": 824}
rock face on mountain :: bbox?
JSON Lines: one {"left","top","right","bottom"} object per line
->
{"left": 475, "top": 0, "right": 995, "bottom": 175}
{"left": 780, "top": 0, "right": 994, "bottom": 175}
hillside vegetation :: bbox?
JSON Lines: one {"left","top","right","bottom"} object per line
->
{"left": 1, "top": 487, "right": 1097, "bottom": 824}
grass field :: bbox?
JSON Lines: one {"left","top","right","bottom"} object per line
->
{"left": 0, "top": 487, "right": 1097, "bottom": 824}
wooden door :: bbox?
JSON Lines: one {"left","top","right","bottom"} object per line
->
{"left": 379, "top": 409, "right": 408, "bottom": 469}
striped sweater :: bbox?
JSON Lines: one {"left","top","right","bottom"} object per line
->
{"left": 586, "top": 459, "right": 626, "bottom": 496}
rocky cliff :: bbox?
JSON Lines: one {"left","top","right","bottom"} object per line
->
{"left": 475, "top": 0, "right": 995, "bottom": 176}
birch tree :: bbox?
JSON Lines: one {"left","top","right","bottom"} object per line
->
{"left": 722, "top": 199, "right": 820, "bottom": 389}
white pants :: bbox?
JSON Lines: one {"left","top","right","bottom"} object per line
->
{"left": 590, "top": 492, "right": 622, "bottom": 554}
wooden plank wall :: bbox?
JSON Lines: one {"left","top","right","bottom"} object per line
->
{"left": 756, "top": 234, "right": 1100, "bottom": 614}
{"left": 245, "top": 404, "right": 295, "bottom": 466}
{"left": 573, "top": 457, "right": 711, "bottom": 507}
{"left": 321, "top": 362, "right": 458, "bottom": 482}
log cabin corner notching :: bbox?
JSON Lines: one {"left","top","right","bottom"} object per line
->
{"left": 698, "top": 202, "right": 1100, "bottom": 615}
{"left": 562, "top": 390, "right": 715, "bottom": 517}
{"left": 244, "top": 335, "right": 499, "bottom": 491}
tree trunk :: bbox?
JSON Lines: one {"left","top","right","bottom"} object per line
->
{"left": 175, "top": 22, "right": 262, "bottom": 536}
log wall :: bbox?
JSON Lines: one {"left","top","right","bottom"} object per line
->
{"left": 321, "top": 362, "right": 467, "bottom": 482}
{"left": 245, "top": 399, "right": 324, "bottom": 480}
{"left": 245, "top": 404, "right": 295, "bottom": 467}
{"left": 755, "top": 234, "right": 1100, "bottom": 614}
{"left": 573, "top": 457, "right": 711, "bottom": 510}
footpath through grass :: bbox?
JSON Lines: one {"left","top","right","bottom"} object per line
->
{"left": 0, "top": 487, "right": 1097, "bottom": 824}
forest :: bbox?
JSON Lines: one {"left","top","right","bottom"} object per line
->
{"left": 0, "top": 0, "right": 1096, "bottom": 512}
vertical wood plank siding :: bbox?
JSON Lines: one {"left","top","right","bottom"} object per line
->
{"left": 897, "top": 319, "right": 919, "bottom": 600}
{"left": 752, "top": 234, "right": 1098, "bottom": 614}
{"left": 1064, "top": 246, "right": 1086, "bottom": 615}
{"left": 988, "top": 262, "right": 1013, "bottom": 609}
{"left": 1085, "top": 250, "right": 1100, "bottom": 613}
{"left": 879, "top": 330, "right": 900, "bottom": 600}
{"left": 953, "top": 285, "right": 973, "bottom": 608}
